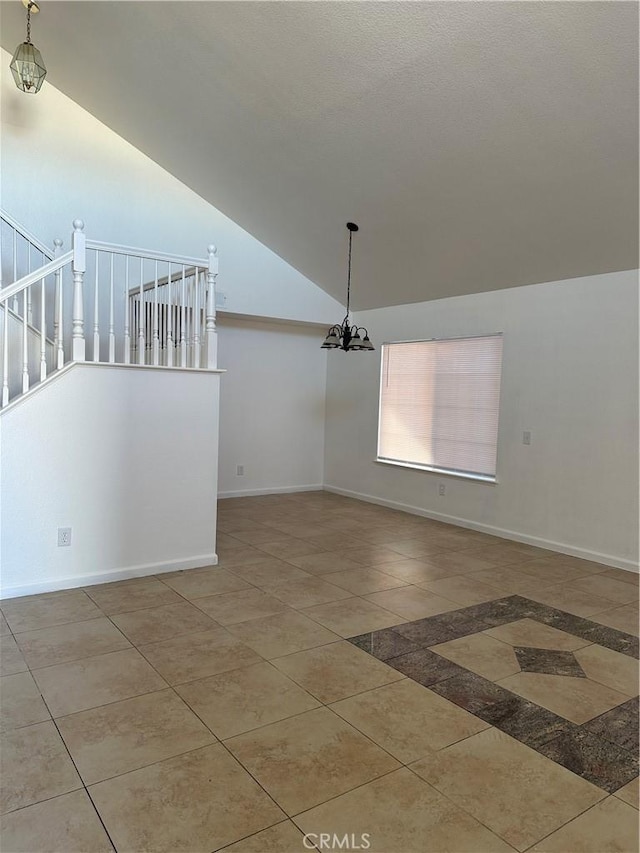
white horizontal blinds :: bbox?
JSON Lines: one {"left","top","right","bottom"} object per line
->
{"left": 379, "top": 342, "right": 437, "bottom": 470}
{"left": 378, "top": 335, "right": 503, "bottom": 478}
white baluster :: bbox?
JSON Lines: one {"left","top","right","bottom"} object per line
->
{"left": 186, "top": 274, "right": 193, "bottom": 367}
{"left": 138, "top": 257, "right": 145, "bottom": 365}
{"left": 124, "top": 256, "right": 131, "bottom": 364}
{"left": 157, "top": 273, "right": 162, "bottom": 363}
{"left": 53, "top": 238, "right": 64, "bottom": 370}
{"left": 22, "top": 288, "right": 29, "bottom": 393}
{"left": 27, "top": 246, "right": 33, "bottom": 325}
{"left": 71, "top": 219, "right": 86, "bottom": 362}
{"left": 193, "top": 268, "right": 201, "bottom": 368}
{"left": 201, "top": 269, "right": 207, "bottom": 368}
{"left": 179, "top": 265, "right": 186, "bottom": 367}
{"left": 93, "top": 251, "right": 100, "bottom": 362}
{"left": 108, "top": 254, "right": 115, "bottom": 363}
{"left": 40, "top": 276, "right": 47, "bottom": 381}
{"left": 144, "top": 290, "right": 147, "bottom": 362}
{"left": 153, "top": 260, "right": 159, "bottom": 366}
{"left": 206, "top": 245, "right": 218, "bottom": 369}
{"left": 12, "top": 230, "right": 18, "bottom": 311}
{"left": 185, "top": 272, "right": 191, "bottom": 367}
{"left": 2, "top": 302, "right": 8, "bottom": 406}
{"left": 57, "top": 268, "right": 64, "bottom": 370}
{"left": 166, "top": 262, "right": 174, "bottom": 366}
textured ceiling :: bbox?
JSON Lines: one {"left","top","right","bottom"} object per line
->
{"left": 1, "top": 1, "right": 638, "bottom": 309}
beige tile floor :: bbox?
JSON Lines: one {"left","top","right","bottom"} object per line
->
{"left": 0, "top": 490, "right": 638, "bottom": 852}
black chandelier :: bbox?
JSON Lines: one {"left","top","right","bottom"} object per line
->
{"left": 321, "top": 222, "right": 374, "bottom": 352}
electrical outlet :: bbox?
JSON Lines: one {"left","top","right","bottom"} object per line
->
{"left": 216, "top": 291, "right": 227, "bottom": 308}
{"left": 523, "top": 431, "right": 531, "bottom": 445}
{"left": 236, "top": 465, "right": 244, "bottom": 476}
{"left": 438, "top": 483, "right": 446, "bottom": 496}
{"left": 57, "top": 527, "right": 72, "bottom": 547}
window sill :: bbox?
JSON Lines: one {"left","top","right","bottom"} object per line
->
{"left": 375, "top": 458, "right": 497, "bottom": 484}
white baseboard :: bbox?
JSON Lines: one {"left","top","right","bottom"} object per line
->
{"left": 218, "top": 483, "right": 324, "bottom": 499}
{"left": 323, "top": 484, "right": 639, "bottom": 573}
{"left": 0, "top": 553, "right": 219, "bottom": 600}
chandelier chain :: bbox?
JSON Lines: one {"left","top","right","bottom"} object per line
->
{"left": 26, "top": 4, "right": 32, "bottom": 43}
{"left": 346, "top": 227, "right": 353, "bottom": 317}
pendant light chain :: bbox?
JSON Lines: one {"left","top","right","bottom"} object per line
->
{"left": 346, "top": 226, "right": 353, "bottom": 317}
{"left": 26, "top": 3, "right": 32, "bottom": 43}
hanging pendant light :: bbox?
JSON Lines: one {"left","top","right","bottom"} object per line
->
{"left": 10, "top": 0, "right": 47, "bottom": 94}
{"left": 321, "top": 222, "right": 374, "bottom": 352}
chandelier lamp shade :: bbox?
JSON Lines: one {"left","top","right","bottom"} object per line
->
{"left": 10, "top": 0, "right": 47, "bottom": 94}
{"left": 321, "top": 222, "right": 374, "bottom": 352}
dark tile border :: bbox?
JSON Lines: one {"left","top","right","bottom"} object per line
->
{"left": 583, "top": 697, "right": 639, "bottom": 753}
{"left": 348, "top": 595, "right": 639, "bottom": 792}
{"left": 537, "top": 729, "right": 639, "bottom": 793}
{"left": 476, "top": 696, "right": 577, "bottom": 751}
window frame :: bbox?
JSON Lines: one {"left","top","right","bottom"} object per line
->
{"left": 375, "top": 333, "right": 504, "bottom": 484}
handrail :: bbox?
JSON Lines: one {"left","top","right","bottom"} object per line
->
{"left": 87, "top": 240, "right": 207, "bottom": 269}
{"left": 0, "top": 251, "right": 73, "bottom": 304}
{"left": 0, "top": 209, "right": 54, "bottom": 261}
{"left": 129, "top": 265, "right": 201, "bottom": 296}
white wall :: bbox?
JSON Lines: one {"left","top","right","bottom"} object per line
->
{"left": 324, "top": 270, "right": 639, "bottom": 570}
{"left": 0, "top": 363, "right": 222, "bottom": 597}
{"left": 217, "top": 317, "right": 327, "bottom": 497}
{"left": 0, "top": 50, "right": 343, "bottom": 326}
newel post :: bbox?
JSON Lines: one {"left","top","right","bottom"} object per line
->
{"left": 206, "top": 244, "right": 218, "bottom": 369}
{"left": 71, "top": 219, "right": 86, "bottom": 362}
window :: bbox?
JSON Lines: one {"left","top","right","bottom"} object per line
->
{"left": 377, "top": 334, "right": 503, "bottom": 481}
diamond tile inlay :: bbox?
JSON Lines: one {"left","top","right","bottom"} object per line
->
{"left": 348, "top": 594, "right": 639, "bottom": 793}
{"left": 514, "top": 646, "right": 587, "bottom": 677}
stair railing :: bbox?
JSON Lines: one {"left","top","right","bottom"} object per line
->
{"left": 0, "top": 219, "right": 218, "bottom": 408}
{"left": 0, "top": 210, "right": 58, "bottom": 321}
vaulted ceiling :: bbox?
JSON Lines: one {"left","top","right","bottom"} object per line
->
{"left": 1, "top": 1, "right": 637, "bottom": 309}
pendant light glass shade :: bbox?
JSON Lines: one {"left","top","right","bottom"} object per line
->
{"left": 321, "top": 328, "right": 341, "bottom": 349}
{"left": 347, "top": 331, "right": 362, "bottom": 350}
{"left": 10, "top": 41, "right": 46, "bottom": 93}
{"left": 10, "top": 1, "right": 46, "bottom": 94}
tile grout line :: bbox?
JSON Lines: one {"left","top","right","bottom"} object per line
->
{"left": 19, "top": 683, "right": 122, "bottom": 853}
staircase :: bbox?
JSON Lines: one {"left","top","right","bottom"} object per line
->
{"left": 0, "top": 211, "right": 222, "bottom": 599}
{"left": 0, "top": 212, "right": 219, "bottom": 409}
